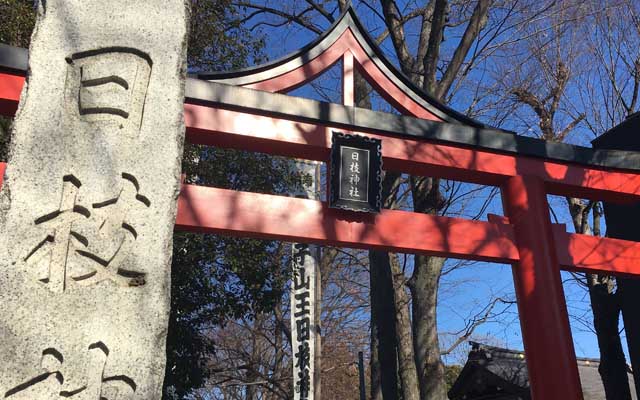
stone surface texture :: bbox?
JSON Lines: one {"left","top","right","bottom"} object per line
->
{"left": 0, "top": 1, "right": 188, "bottom": 398}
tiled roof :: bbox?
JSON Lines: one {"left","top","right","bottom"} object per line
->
{"left": 449, "top": 342, "right": 637, "bottom": 400}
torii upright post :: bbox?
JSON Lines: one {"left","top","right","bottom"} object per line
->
{"left": 503, "top": 176, "right": 583, "bottom": 400}
{"left": 6, "top": 6, "right": 640, "bottom": 399}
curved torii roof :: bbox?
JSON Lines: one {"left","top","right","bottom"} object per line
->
{"left": 197, "top": 6, "right": 487, "bottom": 128}
{"left": 3, "top": 19, "right": 640, "bottom": 171}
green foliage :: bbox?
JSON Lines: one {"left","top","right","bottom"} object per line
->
{"left": 0, "top": 0, "right": 36, "bottom": 48}
{"left": 162, "top": 2, "right": 274, "bottom": 394}
{"left": 445, "top": 364, "right": 463, "bottom": 392}
{"left": 164, "top": 145, "right": 310, "bottom": 399}
{"left": 0, "top": 1, "right": 293, "bottom": 398}
{"left": 0, "top": 116, "right": 11, "bottom": 162}
{"left": 165, "top": 233, "right": 290, "bottom": 398}
{"left": 0, "top": 0, "right": 35, "bottom": 162}
{"left": 188, "top": 0, "right": 265, "bottom": 72}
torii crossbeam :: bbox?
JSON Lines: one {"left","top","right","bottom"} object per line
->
{"left": 3, "top": 7, "right": 640, "bottom": 400}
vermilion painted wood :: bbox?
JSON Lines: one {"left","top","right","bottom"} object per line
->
{"left": 342, "top": 51, "right": 354, "bottom": 107}
{"left": 184, "top": 105, "right": 640, "bottom": 201}
{"left": 245, "top": 30, "right": 350, "bottom": 92}
{"left": 0, "top": 162, "right": 5, "bottom": 186}
{"left": 0, "top": 161, "right": 638, "bottom": 274}
{"left": 0, "top": 72, "right": 22, "bottom": 116}
{"left": 247, "top": 33, "right": 343, "bottom": 93}
{"left": 347, "top": 33, "right": 436, "bottom": 120}
{"left": 561, "top": 233, "right": 640, "bottom": 275}
{"left": 3, "top": 26, "right": 637, "bottom": 400}
{"left": 4, "top": 72, "right": 640, "bottom": 201}
{"left": 503, "top": 175, "right": 583, "bottom": 400}
{"left": 175, "top": 183, "right": 519, "bottom": 262}
{"left": 244, "top": 29, "right": 442, "bottom": 120}
{"left": 170, "top": 181, "right": 640, "bottom": 276}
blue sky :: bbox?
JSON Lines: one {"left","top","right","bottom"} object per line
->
{"left": 232, "top": 1, "right": 627, "bottom": 362}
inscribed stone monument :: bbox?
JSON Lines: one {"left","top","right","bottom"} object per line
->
{"left": 290, "top": 161, "right": 319, "bottom": 400}
{"left": 0, "top": 1, "right": 189, "bottom": 398}
{"left": 291, "top": 242, "right": 316, "bottom": 400}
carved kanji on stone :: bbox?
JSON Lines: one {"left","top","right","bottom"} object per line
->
{"left": 65, "top": 48, "right": 153, "bottom": 138}
{"left": 4, "top": 342, "right": 136, "bottom": 399}
{"left": 0, "top": 1, "right": 188, "bottom": 396}
{"left": 24, "top": 173, "right": 150, "bottom": 293}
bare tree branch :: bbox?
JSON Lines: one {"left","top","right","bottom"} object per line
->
{"left": 435, "top": 0, "right": 491, "bottom": 100}
{"left": 235, "top": 2, "right": 324, "bottom": 34}
{"left": 557, "top": 113, "right": 586, "bottom": 141}
{"left": 423, "top": 0, "right": 448, "bottom": 94}
{"left": 304, "top": 0, "right": 335, "bottom": 23}
{"left": 380, "top": 0, "right": 417, "bottom": 78}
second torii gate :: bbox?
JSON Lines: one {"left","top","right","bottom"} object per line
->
{"left": 3, "top": 7, "right": 640, "bottom": 400}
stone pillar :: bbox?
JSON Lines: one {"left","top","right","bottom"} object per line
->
{"left": 291, "top": 161, "right": 320, "bottom": 400}
{"left": 0, "top": 1, "right": 189, "bottom": 399}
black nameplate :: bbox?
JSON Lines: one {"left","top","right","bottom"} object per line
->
{"left": 330, "top": 131, "right": 382, "bottom": 213}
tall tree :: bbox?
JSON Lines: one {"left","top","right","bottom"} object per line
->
{"left": 235, "top": 1, "right": 531, "bottom": 399}
{"left": 160, "top": 2, "right": 292, "bottom": 397}
{"left": 499, "top": 2, "right": 633, "bottom": 398}
{"left": 579, "top": 2, "right": 640, "bottom": 396}
{"left": 164, "top": 147, "right": 310, "bottom": 399}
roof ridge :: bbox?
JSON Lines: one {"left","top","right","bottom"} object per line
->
{"left": 470, "top": 341, "right": 618, "bottom": 368}
{"left": 196, "top": 6, "right": 489, "bottom": 128}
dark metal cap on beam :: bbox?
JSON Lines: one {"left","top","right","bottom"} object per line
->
{"left": 4, "top": 43, "right": 640, "bottom": 172}
{"left": 0, "top": 43, "right": 28, "bottom": 75}
{"left": 186, "top": 79, "right": 640, "bottom": 173}
{"left": 196, "top": 5, "right": 488, "bottom": 129}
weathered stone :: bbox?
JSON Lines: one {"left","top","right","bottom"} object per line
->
{"left": 0, "top": 1, "right": 189, "bottom": 398}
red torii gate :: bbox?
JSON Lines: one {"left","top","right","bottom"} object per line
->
{"left": 3, "top": 7, "right": 640, "bottom": 400}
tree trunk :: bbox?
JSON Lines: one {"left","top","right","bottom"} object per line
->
{"left": 370, "top": 250, "right": 400, "bottom": 400}
{"left": 410, "top": 255, "right": 447, "bottom": 400}
{"left": 618, "top": 277, "right": 640, "bottom": 399}
{"left": 407, "top": 175, "right": 448, "bottom": 400}
{"left": 370, "top": 319, "right": 383, "bottom": 400}
{"left": 602, "top": 200, "right": 640, "bottom": 399}
{"left": 566, "top": 198, "right": 631, "bottom": 399}
{"left": 588, "top": 274, "right": 632, "bottom": 400}
{"left": 389, "top": 253, "right": 420, "bottom": 400}
{"left": 369, "top": 171, "right": 403, "bottom": 400}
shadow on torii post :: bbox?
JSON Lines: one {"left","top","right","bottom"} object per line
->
{"left": 3, "top": 6, "right": 640, "bottom": 400}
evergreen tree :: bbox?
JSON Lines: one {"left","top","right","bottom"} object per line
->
{"left": 0, "top": 2, "right": 303, "bottom": 398}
